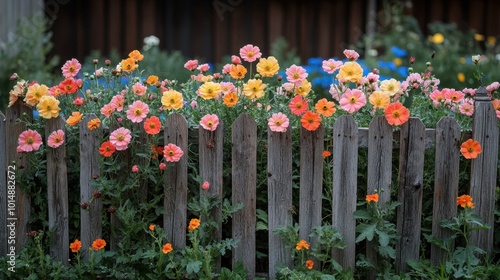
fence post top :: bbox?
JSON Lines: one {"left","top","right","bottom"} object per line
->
{"left": 474, "top": 86, "right": 490, "bottom": 102}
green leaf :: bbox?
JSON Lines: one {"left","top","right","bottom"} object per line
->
{"left": 356, "top": 223, "right": 377, "bottom": 242}
{"left": 186, "top": 260, "right": 202, "bottom": 274}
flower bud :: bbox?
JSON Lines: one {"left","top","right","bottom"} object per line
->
{"left": 409, "top": 57, "right": 415, "bottom": 64}
{"left": 9, "top": 73, "right": 19, "bottom": 80}
{"left": 131, "top": 165, "right": 139, "bottom": 173}
{"left": 107, "top": 205, "right": 117, "bottom": 213}
{"left": 105, "top": 59, "right": 111, "bottom": 66}
{"left": 277, "top": 75, "right": 282, "bottom": 82}
{"left": 93, "top": 190, "right": 101, "bottom": 199}
{"left": 93, "top": 59, "right": 98, "bottom": 64}
{"left": 426, "top": 62, "right": 431, "bottom": 67}
{"left": 80, "top": 202, "right": 89, "bottom": 209}
{"left": 254, "top": 73, "right": 261, "bottom": 79}
{"left": 202, "top": 181, "right": 210, "bottom": 190}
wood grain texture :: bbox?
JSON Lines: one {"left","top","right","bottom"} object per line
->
{"left": 332, "top": 116, "right": 358, "bottom": 270}
{"left": 0, "top": 112, "right": 6, "bottom": 256}
{"left": 395, "top": 118, "right": 425, "bottom": 273}
{"left": 164, "top": 113, "right": 188, "bottom": 250}
{"left": 231, "top": 114, "right": 257, "bottom": 280}
{"left": 268, "top": 127, "right": 293, "bottom": 279}
{"left": 431, "top": 117, "right": 461, "bottom": 265}
{"left": 46, "top": 117, "right": 69, "bottom": 264}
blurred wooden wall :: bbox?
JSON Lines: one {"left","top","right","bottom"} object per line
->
{"left": 45, "top": 0, "right": 500, "bottom": 64}
{"left": 0, "top": 0, "right": 44, "bottom": 46}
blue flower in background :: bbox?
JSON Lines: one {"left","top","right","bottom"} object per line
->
{"left": 307, "top": 57, "right": 323, "bottom": 66}
{"left": 377, "top": 61, "right": 397, "bottom": 72}
{"left": 397, "top": 66, "right": 409, "bottom": 78}
{"left": 391, "top": 46, "right": 407, "bottom": 58}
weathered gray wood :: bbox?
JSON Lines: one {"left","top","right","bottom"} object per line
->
{"left": 0, "top": 112, "right": 6, "bottom": 256}
{"left": 45, "top": 116, "right": 69, "bottom": 264}
{"left": 137, "top": 125, "right": 149, "bottom": 204}
{"left": 5, "top": 100, "right": 32, "bottom": 253}
{"left": 359, "top": 127, "right": 436, "bottom": 149}
{"left": 469, "top": 87, "right": 499, "bottom": 255}
{"left": 199, "top": 118, "right": 224, "bottom": 270}
{"left": 395, "top": 118, "right": 425, "bottom": 273}
{"left": 80, "top": 113, "right": 102, "bottom": 255}
{"left": 332, "top": 116, "right": 358, "bottom": 270}
{"left": 231, "top": 114, "right": 257, "bottom": 280}
{"left": 366, "top": 116, "right": 393, "bottom": 278}
{"left": 268, "top": 127, "right": 293, "bottom": 279}
{"left": 164, "top": 113, "right": 188, "bottom": 250}
{"left": 431, "top": 117, "right": 461, "bottom": 265}
{"left": 299, "top": 125, "right": 323, "bottom": 251}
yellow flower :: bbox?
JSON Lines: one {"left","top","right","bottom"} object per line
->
{"left": 256, "top": 56, "right": 280, "bottom": 77}
{"left": 379, "top": 78, "right": 401, "bottom": 96}
{"left": 25, "top": 83, "right": 49, "bottom": 106}
{"left": 36, "top": 95, "right": 60, "bottom": 119}
{"left": 487, "top": 36, "right": 496, "bottom": 46}
{"left": 295, "top": 79, "right": 312, "bottom": 97}
{"left": 393, "top": 58, "right": 402, "bottom": 66}
{"left": 66, "top": 112, "right": 83, "bottom": 126}
{"left": 198, "top": 81, "right": 221, "bottom": 100}
{"left": 146, "top": 75, "right": 159, "bottom": 86}
{"left": 369, "top": 91, "right": 390, "bottom": 109}
{"left": 336, "top": 61, "right": 363, "bottom": 83}
{"left": 128, "top": 50, "right": 144, "bottom": 61}
{"left": 429, "top": 33, "right": 444, "bottom": 44}
{"left": 459, "top": 57, "right": 466, "bottom": 64}
{"left": 243, "top": 79, "right": 266, "bottom": 99}
{"left": 457, "top": 73, "right": 465, "bottom": 83}
{"left": 161, "top": 89, "right": 184, "bottom": 110}
{"left": 474, "top": 34, "right": 484, "bottom": 41}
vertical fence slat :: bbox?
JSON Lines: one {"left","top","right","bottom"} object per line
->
{"left": 332, "top": 115, "right": 358, "bottom": 270}
{"left": 80, "top": 113, "right": 102, "bottom": 254}
{"left": 299, "top": 125, "right": 323, "bottom": 248}
{"left": 5, "top": 100, "right": 32, "bottom": 253}
{"left": 0, "top": 112, "right": 6, "bottom": 256}
{"left": 395, "top": 118, "right": 425, "bottom": 272}
{"left": 431, "top": 117, "right": 461, "bottom": 265}
{"left": 366, "top": 116, "right": 393, "bottom": 278}
{"left": 164, "top": 113, "right": 188, "bottom": 250}
{"left": 199, "top": 120, "right": 224, "bottom": 269}
{"left": 46, "top": 116, "right": 69, "bottom": 264}
{"left": 469, "top": 87, "right": 499, "bottom": 254}
{"left": 231, "top": 114, "right": 257, "bottom": 280}
{"left": 268, "top": 127, "right": 293, "bottom": 279}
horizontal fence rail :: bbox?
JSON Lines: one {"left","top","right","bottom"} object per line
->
{"left": 1, "top": 91, "right": 499, "bottom": 278}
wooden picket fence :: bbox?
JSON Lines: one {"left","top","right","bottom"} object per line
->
{"left": 0, "top": 87, "right": 498, "bottom": 279}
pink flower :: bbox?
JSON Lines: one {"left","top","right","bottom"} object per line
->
{"left": 231, "top": 55, "right": 242, "bottom": 64}
{"left": 61, "top": 58, "right": 82, "bottom": 78}
{"left": 17, "top": 129, "right": 43, "bottom": 152}
{"left": 220, "top": 82, "right": 236, "bottom": 94}
{"left": 197, "top": 63, "right": 210, "bottom": 72}
{"left": 100, "top": 103, "right": 116, "bottom": 118}
{"left": 190, "top": 100, "right": 198, "bottom": 109}
{"left": 73, "top": 97, "right": 84, "bottom": 106}
{"left": 200, "top": 114, "right": 219, "bottom": 131}
{"left": 286, "top": 65, "right": 308, "bottom": 85}
{"left": 443, "top": 88, "right": 464, "bottom": 103}
{"left": 202, "top": 181, "right": 210, "bottom": 190}
{"left": 163, "top": 143, "right": 184, "bottom": 162}
{"left": 339, "top": 89, "right": 366, "bottom": 113}
{"left": 322, "top": 59, "right": 343, "bottom": 74}
{"left": 268, "top": 112, "right": 290, "bottom": 132}
{"left": 222, "top": 63, "right": 232, "bottom": 75}
{"left": 367, "top": 72, "right": 380, "bottom": 83}
{"left": 47, "top": 130, "right": 65, "bottom": 148}
{"left": 343, "top": 49, "right": 360, "bottom": 60}
{"left": 132, "top": 82, "right": 147, "bottom": 96}
{"left": 430, "top": 89, "right": 446, "bottom": 105}
{"left": 459, "top": 102, "right": 474, "bottom": 116}
{"left": 131, "top": 165, "right": 139, "bottom": 173}
{"left": 239, "top": 44, "right": 262, "bottom": 63}
{"left": 159, "top": 162, "right": 167, "bottom": 170}
{"left": 110, "top": 95, "right": 124, "bottom": 111}
{"left": 462, "top": 88, "right": 476, "bottom": 96}
{"left": 184, "top": 59, "right": 198, "bottom": 71}
{"left": 486, "top": 82, "right": 500, "bottom": 93}
{"left": 109, "top": 127, "right": 132, "bottom": 151}
{"left": 126, "top": 100, "right": 149, "bottom": 123}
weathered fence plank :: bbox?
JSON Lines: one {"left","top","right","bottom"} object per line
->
{"left": 332, "top": 116, "right": 358, "bottom": 270}
{"left": 45, "top": 116, "right": 69, "bottom": 264}
{"left": 268, "top": 127, "right": 293, "bottom": 279}
{"left": 396, "top": 118, "right": 425, "bottom": 273}
{"left": 5, "top": 100, "right": 32, "bottom": 253}
{"left": 0, "top": 112, "right": 6, "bottom": 256}
{"left": 231, "top": 114, "right": 257, "bottom": 280}
{"left": 164, "top": 113, "right": 188, "bottom": 250}
{"left": 299, "top": 125, "right": 324, "bottom": 250}
{"left": 79, "top": 113, "right": 103, "bottom": 254}
{"left": 431, "top": 117, "right": 461, "bottom": 265}
{"left": 469, "top": 87, "right": 499, "bottom": 255}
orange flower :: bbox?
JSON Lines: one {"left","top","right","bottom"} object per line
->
{"left": 322, "top": 150, "right": 331, "bottom": 158}
{"left": 223, "top": 92, "right": 239, "bottom": 107}
{"left": 384, "top": 102, "right": 410, "bottom": 126}
{"left": 229, "top": 64, "right": 247, "bottom": 80}
{"left": 300, "top": 111, "right": 321, "bottom": 131}
{"left": 92, "top": 238, "right": 106, "bottom": 250}
{"left": 149, "top": 224, "right": 156, "bottom": 231}
{"left": 69, "top": 239, "right": 82, "bottom": 253}
{"left": 151, "top": 144, "right": 164, "bottom": 159}
{"left": 121, "top": 57, "right": 137, "bottom": 72}
{"left": 314, "top": 98, "right": 336, "bottom": 117}
{"left": 66, "top": 111, "right": 83, "bottom": 126}
{"left": 99, "top": 141, "right": 116, "bottom": 157}
{"left": 457, "top": 194, "right": 474, "bottom": 208}
{"left": 128, "top": 50, "right": 144, "bottom": 61}
{"left": 188, "top": 218, "right": 200, "bottom": 231}
{"left": 305, "top": 259, "right": 314, "bottom": 270}
{"left": 144, "top": 116, "right": 161, "bottom": 135}
{"left": 87, "top": 118, "right": 101, "bottom": 130}
{"left": 162, "top": 243, "right": 173, "bottom": 254}
{"left": 146, "top": 75, "right": 159, "bottom": 86}
{"left": 295, "top": 239, "right": 310, "bottom": 251}
{"left": 460, "top": 139, "right": 482, "bottom": 159}
{"left": 366, "top": 193, "right": 379, "bottom": 203}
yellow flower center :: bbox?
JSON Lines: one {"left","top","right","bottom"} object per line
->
{"left": 134, "top": 108, "right": 142, "bottom": 116}
{"left": 207, "top": 121, "right": 213, "bottom": 127}
{"left": 168, "top": 150, "right": 174, "bottom": 156}
{"left": 349, "top": 97, "right": 357, "bottom": 104}
{"left": 26, "top": 136, "right": 34, "bottom": 145}
{"left": 275, "top": 120, "right": 282, "bottom": 125}
{"left": 69, "top": 66, "right": 76, "bottom": 72}
{"left": 117, "top": 134, "right": 125, "bottom": 141}
{"left": 468, "top": 147, "right": 474, "bottom": 153}
{"left": 392, "top": 110, "right": 400, "bottom": 118}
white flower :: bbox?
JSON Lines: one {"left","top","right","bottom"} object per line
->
{"left": 143, "top": 35, "right": 160, "bottom": 51}
{"left": 472, "top": 54, "right": 481, "bottom": 64}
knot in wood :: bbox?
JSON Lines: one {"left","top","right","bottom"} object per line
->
{"left": 413, "top": 183, "right": 421, "bottom": 190}
{"left": 206, "top": 139, "right": 215, "bottom": 148}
